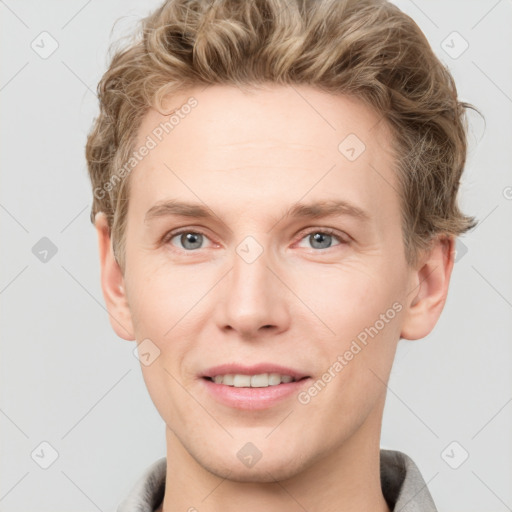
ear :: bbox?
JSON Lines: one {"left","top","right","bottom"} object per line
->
{"left": 400, "top": 235, "right": 455, "bottom": 340}
{"left": 94, "top": 212, "right": 135, "bottom": 341}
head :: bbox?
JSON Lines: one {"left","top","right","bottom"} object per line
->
{"left": 86, "top": 0, "right": 477, "bottom": 482}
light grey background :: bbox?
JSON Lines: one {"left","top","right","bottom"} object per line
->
{"left": 1, "top": 1, "right": 511, "bottom": 510}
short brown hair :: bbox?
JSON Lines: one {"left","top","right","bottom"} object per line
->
{"left": 85, "top": 0, "right": 478, "bottom": 271}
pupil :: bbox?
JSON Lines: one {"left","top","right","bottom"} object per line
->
{"left": 311, "top": 232, "right": 331, "bottom": 249}
{"left": 182, "top": 232, "right": 202, "bottom": 250}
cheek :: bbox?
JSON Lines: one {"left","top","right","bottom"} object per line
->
{"left": 293, "top": 262, "right": 404, "bottom": 386}
{"left": 290, "top": 262, "right": 396, "bottom": 333}
{"left": 301, "top": 308, "right": 401, "bottom": 433}
{"left": 126, "top": 260, "right": 205, "bottom": 337}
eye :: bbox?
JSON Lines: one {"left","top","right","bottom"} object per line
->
{"left": 296, "top": 229, "right": 347, "bottom": 250}
{"left": 162, "top": 227, "right": 348, "bottom": 253}
{"left": 164, "top": 230, "right": 213, "bottom": 251}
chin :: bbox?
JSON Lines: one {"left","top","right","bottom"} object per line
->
{"left": 197, "top": 451, "right": 310, "bottom": 483}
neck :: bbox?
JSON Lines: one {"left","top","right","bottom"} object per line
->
{"left": 158, "top": 405, "right": 390, "bottom": 512}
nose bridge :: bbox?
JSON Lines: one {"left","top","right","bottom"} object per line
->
{"left": 233, "top": 237, "right": 271, "bottom": 298}
{"left": 217, "top": 234, "right": 289, "bottom": 335}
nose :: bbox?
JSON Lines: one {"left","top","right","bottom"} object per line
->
{"left": 214, "top": 240, "right": 291, "bottom": 339}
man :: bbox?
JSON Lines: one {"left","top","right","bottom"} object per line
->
{"left": 85, "top": 0, "right": 477, "bottom": 510}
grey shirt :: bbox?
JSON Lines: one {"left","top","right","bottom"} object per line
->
{"left": 117, "top": 449, "right": 437, "bottom": 512}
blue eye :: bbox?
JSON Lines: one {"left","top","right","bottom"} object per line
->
{"left": 297, "top": 230, "right": 345, "bottom": 250}
{"left": 163, "top": 228, "right": 347, "bottom": 253}
{"left": 168, "top": 231, "right": 209, "bottom": 251}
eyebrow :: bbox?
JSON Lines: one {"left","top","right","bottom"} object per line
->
{"left": 144, "top": 198, "right": 371, "bottom": 224}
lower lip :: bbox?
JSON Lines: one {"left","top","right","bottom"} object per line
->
{"left": 200, "top": 377, "right": 311, "bottom": 410}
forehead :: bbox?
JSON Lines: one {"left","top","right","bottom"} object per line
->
{"left": 129, "top": 84, "right": 400, "bottom": 230}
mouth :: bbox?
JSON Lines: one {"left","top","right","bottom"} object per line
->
{"left": 202, "top": 373, "right": 310, "bottom": 387}
{"left": 199, "top": 364, "right": 311, "bottom": 410}
{"left": 200, "top": 363, "right": 310, "bottom": 386}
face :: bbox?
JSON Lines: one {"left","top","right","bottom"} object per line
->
{"left": 108, "top": 84, "right": 429, "bottom": 482}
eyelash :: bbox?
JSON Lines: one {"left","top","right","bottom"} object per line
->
{"left": 161, "top": 227, "right": 349, "bottom": 252}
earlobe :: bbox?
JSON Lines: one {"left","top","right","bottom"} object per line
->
{"left": 400, "top": 236, "right": 455, "bottom": 341}
{"left": 94, "top": 212, "right": 135, "bottom": 341}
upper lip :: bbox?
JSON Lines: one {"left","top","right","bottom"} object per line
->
{"left": 200, "top": 363, "right": 310, "bottom": 380}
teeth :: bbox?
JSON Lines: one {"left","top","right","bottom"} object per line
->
{"left": 209, "top": 373, "right": 298, "bottom": 387}
{"left": 233, "top": 375, "right": 251, "bottom": 387}
{"left": 268, "top": 373, "right": 281, "bottom": 386}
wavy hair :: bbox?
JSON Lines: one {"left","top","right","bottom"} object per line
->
{"left": 85, "top": 0, "right": 478, "bottom": 271}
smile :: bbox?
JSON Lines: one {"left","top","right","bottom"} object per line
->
{"left": 204, "top": 373, "right": 303, "bottom": 387}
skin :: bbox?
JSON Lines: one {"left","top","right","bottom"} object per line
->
{"left": 95, "top": 84, "right": 455, "bottom": 512}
